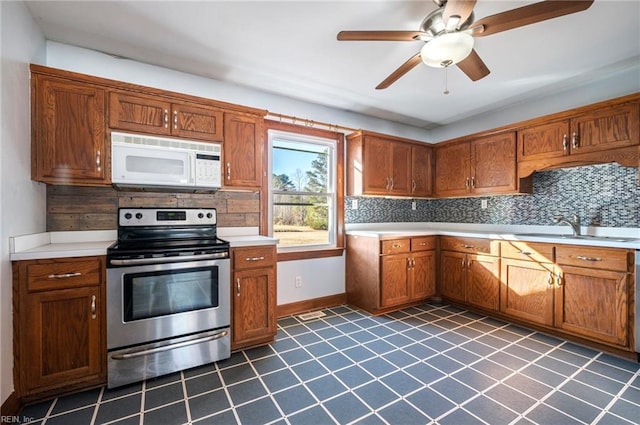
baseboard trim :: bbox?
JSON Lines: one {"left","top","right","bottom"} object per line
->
{"left": 277, "top": 293, "right": 347, "bottom": 318}
{"left": 1, "top": 391, "right": 22, "bottom": 425}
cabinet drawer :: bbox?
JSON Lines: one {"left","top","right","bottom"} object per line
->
{"left": 233, "top": 246, "right": 276, "bottom": 270}
{"left": 440, "top": 236, "right": 498, "bottom": 256}
{"left": 501, "top": 241, "right": 554, "bottom": 263}
{"left": 411, "top": 237, "right": 436, "bottom": 251}
{"left": 556, "top": 246, "right": 631, "bottom": 271}
{"left": 381, "top": 239, "right": 410, "bottom": 255}
{"left": 27, "top": 258, "right": 102, "bottom": 292}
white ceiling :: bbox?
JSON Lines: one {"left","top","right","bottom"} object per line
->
{"left": 24, "top": 0, "right": 640, "bottom": 130}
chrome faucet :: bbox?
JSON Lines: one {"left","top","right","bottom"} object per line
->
{"left": 552, "top": 214, "right": 581, "bottom": 236}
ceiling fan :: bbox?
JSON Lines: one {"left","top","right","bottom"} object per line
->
{"left": 337, "top": 0, "right": 594, "bottom": 90}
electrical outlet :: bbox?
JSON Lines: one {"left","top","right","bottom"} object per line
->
{"left": 351, "top": 199, "right": 358, "bottom": 210}
{"left": 481, "top": 199, "right": 488, "bottom": 209}
{"left": 295, "top": 276, "right": 302, "bottom": 288}
{"left": 411, "top": 201, "right": 417, "bottom": 210}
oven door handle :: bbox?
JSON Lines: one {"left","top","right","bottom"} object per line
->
{"left": 109, "top": 252, "right": 228, "bottom": 266}
{"left": 110, "top": 330, "right": 229, "bottom": 360}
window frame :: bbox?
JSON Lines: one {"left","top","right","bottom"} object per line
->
{"left": 263, "top": 120, "right": 344, "bottom": 261}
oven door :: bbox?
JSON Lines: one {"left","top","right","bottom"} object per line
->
{"left": 106, "top": 258, "right": 230, "bottom": 350}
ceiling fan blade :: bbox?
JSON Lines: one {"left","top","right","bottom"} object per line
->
{"left": 443, "top": 0, "right": 477, "bottom": 28}
{"left": 376, "top": 52, "right": 423, "bottom": 90}
{"left": 337, "top": 30, "right": 428, "bottom": 41}
{"left": 472, "top": 0, "right": 594, "bottom": 37}
{"left": 456, "top": 50, "right": 490, "bottom": 81}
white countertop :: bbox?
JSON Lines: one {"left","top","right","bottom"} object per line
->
{"left": 10, "top": 229, "right": 277, "bottom": 261}
{"left": 346, "top": 223, "right": 640, "bottom": 250}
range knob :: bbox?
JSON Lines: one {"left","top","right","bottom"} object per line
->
{"left": 135, "top": 212, "right": 143, "bottom": 220}
{"left": 124, "top": 213, "right": 132, "bottom": 220}
{"left": 198, "top": 213, "right": 204, "bottom": 219}
{"left": 206, "top": 212, "right": 213, "bottom": 219}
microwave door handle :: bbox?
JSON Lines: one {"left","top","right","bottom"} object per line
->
{"left": 190, "top": 153, "right": 196, "bottom": 185}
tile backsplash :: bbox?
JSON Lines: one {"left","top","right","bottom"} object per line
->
{"left": 346, "top": 164, "right": 640, "bottom": 228}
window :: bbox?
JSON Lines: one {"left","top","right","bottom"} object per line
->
{"left": 266, "top": 121, "right": 344, "bottom": 257}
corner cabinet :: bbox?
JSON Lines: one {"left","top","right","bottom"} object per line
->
{"left": 31, "top": 71, "right": 108, "bottom": 186}
{"left": 13, "top": 256, "right": 106, "bottom": 399}
{"left": 231, "top": 245, "right": 277, "bottom": 350}
{"left": 434, "top": 132, "right": 527, "bottom": 197}
{"left": 347, "top": 131, "right": 433, "bottom": 198}
{"left": 438, "top": 236, "right": 501, "bottom": 311}
{"left": 346, "top": 234, "right": 436, "bottom": 315}
{"left": 223, "top": 113, "right": 264, "bottom": 188}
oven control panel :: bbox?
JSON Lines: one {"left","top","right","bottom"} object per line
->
{"left": 119, "top": 208, "right": 217, "bottom": 226}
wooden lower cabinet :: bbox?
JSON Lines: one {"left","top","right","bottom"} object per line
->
{"left": 555, "top": 266, "right": 629, "bottom": 347}
{"left": 500, "top": 258, "right": 555, "bottom": 326}
{"left": 346, "top": 235, "right": 436, "bottom": 314}
{"left": 439, "top": 237, "right": 500, "bottom": 312}
{"left": 13, "top": 256, "right": 106, "bottom": 398}
{"left": 231, "top": 245, "right": 277, "bottom": 350}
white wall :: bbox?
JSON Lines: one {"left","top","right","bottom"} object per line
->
{"left": 429, "top": 57, "right": 640, "bottom": 142}
{"left": 0, "top": 1, "right": 47, "bottom": 407}
{"left": 277, "top": 256, "right": 345, "bottom": 306}
{"left": 45, "top": 42, "right": 433, "bottom": 143}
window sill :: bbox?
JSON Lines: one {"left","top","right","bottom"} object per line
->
{"left": 277, "top": 247, "right": 344, "bottom": 262}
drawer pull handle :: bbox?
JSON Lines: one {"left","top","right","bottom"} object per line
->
{"left": 91, "top": 295, "right": 96, "bottom": 319}
{"left": 519, "top": 251, "right": 532, "bottom": 256}
{"left": 419, "top": 242, "right": 426, "bottom": 246}
{"left": 576, "top": 255, "right": 602, "bottom": 262}
{"left": 461, "top": 244, "right": 475, "bottom": 249}
{"left": 48, "top": 272, "right": 82, "bottom": 279}
{"left": 245, "top": 256, "right": 265, "bottom": 261}
{"left": 392, "top": 244, "right": 402, "bottom": 248}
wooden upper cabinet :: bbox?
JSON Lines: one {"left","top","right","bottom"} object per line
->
{"left": 434, "top": 141, "right": 470, "bottom": 197}
{"left": 109, "top": 91, "right": 224, "bottom": 142}
{"left": 223, "top": 112, "right": 263, "bottom": 188}
{"left": 435, "top": 132, "right": 521, "bottom": 197}
{"left": 472, "top": 132, "right": 517, "bottom": 195}
{"left": 518, "top": 102, "right": 639, "bottom": 162}
{"left": 570, "top": 102, "right": 639, "bottom": 154}
{"left": 31, "top": 74, "right": 107, "bottom": 185}
{"left": 347, "top": 131, "right": 433, "bottom": 198}
{"left": 411, "top": 144, "right": 433, "bottom": 197}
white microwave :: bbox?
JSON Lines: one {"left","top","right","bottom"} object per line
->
{"left": 111, "top": 132, "right": 221, "bottom": 190}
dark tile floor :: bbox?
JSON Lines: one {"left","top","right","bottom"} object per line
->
{"left": 18, "top": 303, "right": 640, "bottom": 425}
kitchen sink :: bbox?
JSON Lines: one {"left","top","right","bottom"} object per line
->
{"left": 515, "top": 233, "right": 638, "bottom": 243}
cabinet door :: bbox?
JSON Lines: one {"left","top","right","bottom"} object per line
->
{"left": 472, "top": 132, "right": 517, "bottom": 195}
{"left": 232, "top": 267, "right": 276, "bottom": 345}
{"left": 411, "top": 144, "right": 433, "bottom": 197}
{"left": 434, "top": 142, "right": 470, "bottom": 197}
{"left": 223, "top": 113, "right": 263, "bottom": 188}
{"left": 23, "top": 287, "right": 103, "bottom": 391}
{"left": 389, "top": 142, "right": 412, "bottom": 195}
{"left": 362, "top": 136, "right": 392, "bottom": 195}
{"left": 570, "top": 103, "right": 639, "bottom": 154}
{"left": 411, "top": 251, "right": 436, "bottom": 300}
{"left": 500, "top": 258, "right": 554, "bottom": 326}
{"left": 555, "top": 266, "right": 628, "bottom": 347}
{"left": 33, "top": 76, "right": 106, "bottom": 183}
{"left": 517, "top": 120, "right": 570, "bottom": 161}
{"left": 109, "top": 92, "right": 171, "bottom": 135}
{"left": 172, "top": 103, "right": 224, "bottom": 142}
{"left": 439, "top": 251, "right": 466, "bottom": 302}
{"left": 466, "top": 254, "right": 500, "bottom": 311}
{"left": 380, "top": 254, "right": 411, "bottom": 307}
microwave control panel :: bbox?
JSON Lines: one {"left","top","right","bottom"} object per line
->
{"left": 195, "top": 152, "right": 221, "bottom": 187}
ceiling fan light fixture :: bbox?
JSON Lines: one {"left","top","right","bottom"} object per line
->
{"left": 420, "top": 32, "right": 474, "bottom": 68}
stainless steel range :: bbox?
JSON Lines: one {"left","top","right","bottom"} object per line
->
{"left": 106, "top": 208, "right": 230, "bottom": 388}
